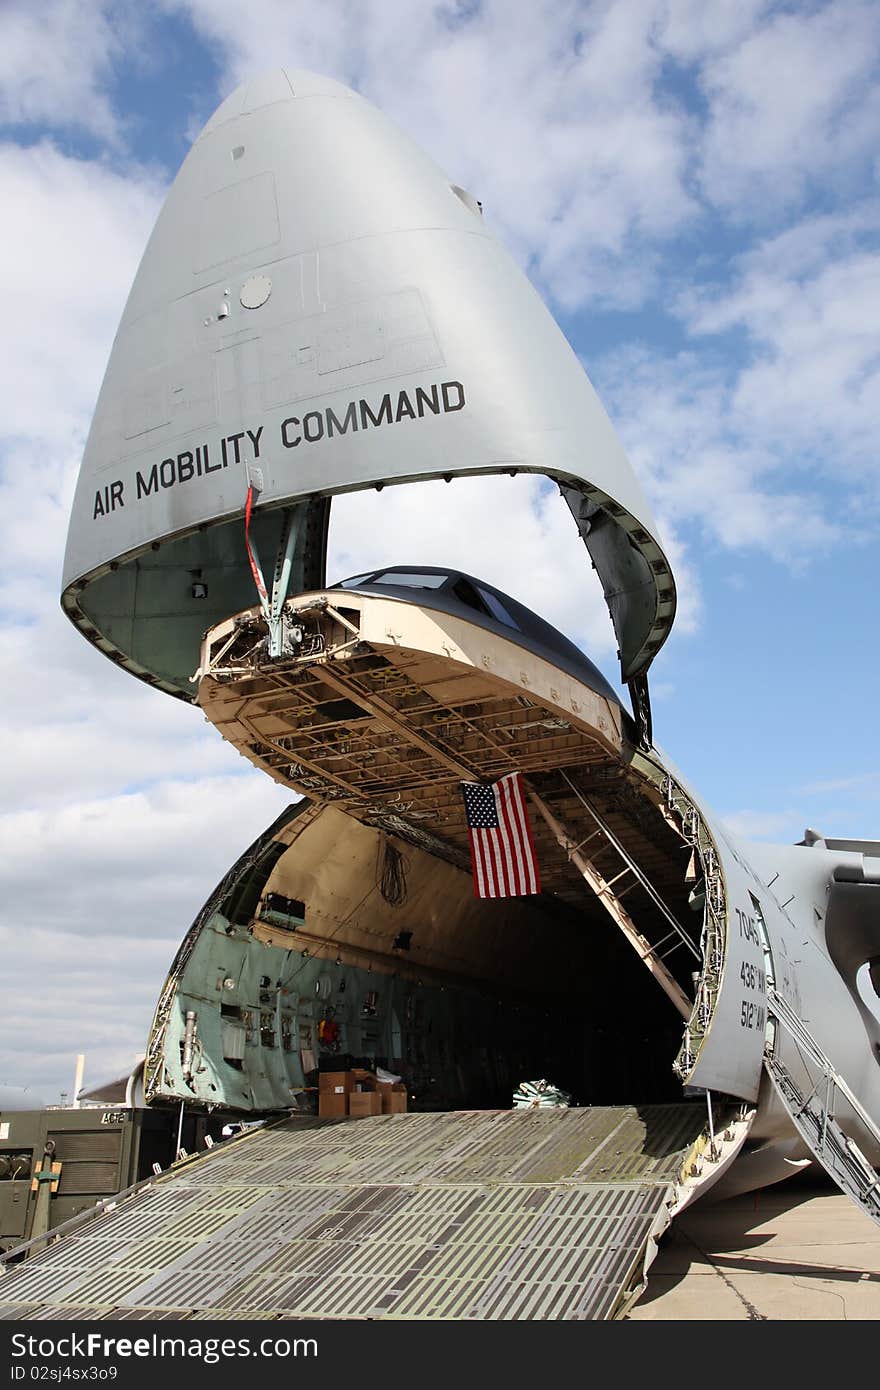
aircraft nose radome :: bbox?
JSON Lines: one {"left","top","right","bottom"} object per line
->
{"left": 198, "top": 69, "right": 357, "bottom": 138}
{"left": 61, "top": 62, "right": 676, "bottom": 697}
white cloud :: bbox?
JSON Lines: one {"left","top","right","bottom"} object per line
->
{"left": 0, "top": 612, "right": 244, "bottom": 810}
{"left": 682, "top": 211, "right": 880, "bottom": 493}
{"left": 585, "top": 205, "right": 880, "bottom": 575}
{"left": 328, "top": 474, "right": 618, "bottom": 665}
{"left": 0, "top": 0, "right": 135, "bottom": 143}
{"left": 656, "top": 0, "right": 771, "bottom": 63}
{"left": 1, "top": 775, "right": 293, "bottom": 938}
{"left": 696, "top": 1, "right": 880, "bottom": 213}
{"left": 0, "top": 142, "right": 188, "bottom": 822}
{"left": 0, "top": 141, "right": 163, "bottom": 455}
{"left": 166, "top": 0, "right": 698, "bottom": 309}
{"left": 0, "top": 777, "right": 295, "bottom": 1093}
{"left": 595, "top": 345, "right": 844, "bottom": 565}
{"left": 1, "top": 925, "right": 182, "bottom": 1098}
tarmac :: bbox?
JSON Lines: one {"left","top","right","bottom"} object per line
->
{"left": 627, "top": 1169, "right": 880, "bottom": 1319}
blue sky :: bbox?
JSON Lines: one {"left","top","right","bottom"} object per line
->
{"left": 1, "top": 0, "right": 878, "bottom": 1097}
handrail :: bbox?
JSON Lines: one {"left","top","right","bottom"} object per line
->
{"left": 767, "top": 986, "right": 880, "bottom": 1148}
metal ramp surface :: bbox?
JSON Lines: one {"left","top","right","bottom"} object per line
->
{"left": 0, "top": 1105, "right": 706, "bottom": 1321}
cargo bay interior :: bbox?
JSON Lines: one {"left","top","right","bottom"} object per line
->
{"left": 145, "top": 779, "right": 708, "bottom": 1116}
{"left": 145, "top": 577, "right": 721, "bottom": 1117}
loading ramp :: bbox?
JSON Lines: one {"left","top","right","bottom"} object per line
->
{"left": 0, "top": 1105, "right": 708, "bottom": 1321}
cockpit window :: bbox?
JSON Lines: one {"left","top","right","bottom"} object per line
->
{"left": 337, "top": 572, "right": 377, "bottom": 588}
{"left": 476, "top": 585, "right": 519, "bottom": 630}
{"left": 451, "top": 576, "right": 492, "bottom": 616}
{"left": 371, "top": 571, "right": 449, "bottom": 589}
{"left": 450, "top": 578, "right": 519, "bottom": 630}
{"left": 328, "top": 566, "right": 617, "bottom": 707}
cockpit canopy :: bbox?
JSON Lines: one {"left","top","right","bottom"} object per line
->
{"left": 331, "top": 565, "right": 623, "bottom": 709}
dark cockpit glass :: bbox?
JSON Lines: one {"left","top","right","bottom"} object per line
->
{"left": 475, "top": 585, "right": 519, "bottom": 630}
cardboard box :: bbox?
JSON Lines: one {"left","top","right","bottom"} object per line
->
{"left": 319, "top": 1070, "right": 352, "bottom": 1094}
{"left": 318, "top": 1091, "right": 348, "bottom": 1119}
{"left": 348, "top": 1090, "right": 382, "bottom": 1118}
{"left": 379, "top": 1083, "right": 408, "bottom": 1115}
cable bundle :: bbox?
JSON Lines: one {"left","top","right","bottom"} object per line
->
{"left": 378, "top": 840, "right": 408, "bottom": 907}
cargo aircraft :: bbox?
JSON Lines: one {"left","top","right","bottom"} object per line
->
{"left": 19, "top": 68, "right": 876, "bottom": 1319}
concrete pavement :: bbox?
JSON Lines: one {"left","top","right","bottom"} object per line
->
{"left": 627, "top": 1170, "right": 880, "bottom": 1320}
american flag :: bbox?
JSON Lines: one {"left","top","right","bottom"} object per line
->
{"left": 461, "top": 772, "right": 540, "bottom": 899}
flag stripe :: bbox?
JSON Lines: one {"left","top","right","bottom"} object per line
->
{"left": 475, "top": 830, "right": 491, "bottom": 897}
{"left": 470, "top": 829, "right": 484, "bottom": 897}
{"left": 472, "top": 828, "right": 486, "bottom": 895}
{"left": 485, "top": 828, "right": 503, "bottom": 897}
{"left": 519, "top": 775, "right": 538, "bottom": 891}
{"left": 497, "top": 774, "right": 525, "bottom": 894}
{"left": 473, "top": 830, "right": 488, "bottom": 896}
{"left": 507, "top": 772, "right": 539, "bottom": 893}
{"left": 496, "top": 778, "right": 520, "bottom": 893}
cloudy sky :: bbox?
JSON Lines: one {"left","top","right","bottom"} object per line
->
{"left": 2, "top": 0, "right": 878, "bottom": 1100}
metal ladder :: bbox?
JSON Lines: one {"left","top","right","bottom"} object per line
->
{"left": 528, "top": 778, "right": 698, "bottom": 1020}
{"left": 765, "top": 986, "right": 880, "bottom": 1226}
{"left": 561, "top": 773, "right": 701, "bottom": 970}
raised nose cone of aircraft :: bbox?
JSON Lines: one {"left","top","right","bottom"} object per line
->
{"left": 62, "top": 68, "right": 675, "bottom": 700}
{"left": 197, "top": 68, "right": 360, "bottom": 132}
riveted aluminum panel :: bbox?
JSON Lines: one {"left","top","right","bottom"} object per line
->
{"left": 0, "top": 1106, "right": 705, "bottom": 1321}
